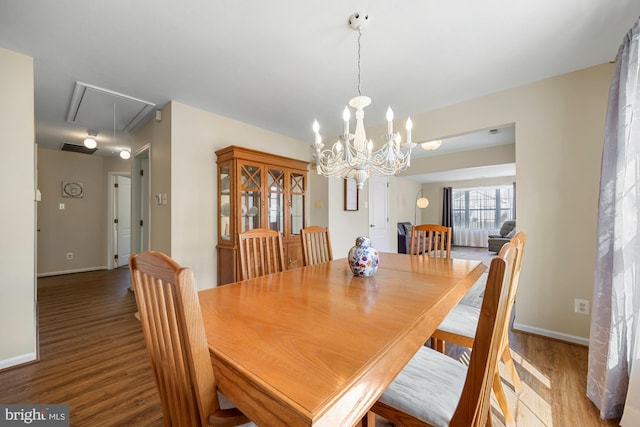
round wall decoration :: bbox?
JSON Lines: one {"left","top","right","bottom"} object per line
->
{"left": 62, "top": 181, "right": 84, "bottom": 198}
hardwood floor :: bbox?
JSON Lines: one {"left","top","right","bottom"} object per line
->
{"left": 0, "top": 263, "right": 620, "bottom": 426}
{"left": 0, "top": 268, "right": 163, "bottom": 426}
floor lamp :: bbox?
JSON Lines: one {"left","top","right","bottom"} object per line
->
{"left": 415, "top": 189, "right": 429, "bottom": 224}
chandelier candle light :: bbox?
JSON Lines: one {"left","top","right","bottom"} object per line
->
{"left": 311, "top": 12, "right": 416, "bottom": 190}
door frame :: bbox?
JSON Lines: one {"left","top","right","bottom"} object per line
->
{"left": 132, "top": 144, "right": 151, "bottom": 256}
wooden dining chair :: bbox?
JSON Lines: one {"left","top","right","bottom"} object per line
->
{"left": 300, "top": 225, "right": 333, "bottom": 266}
{"left": 129, "top": 251, "right": 250, "bottom": 427}
{"left": 238, "top": 228, "right": 285, "bottom": 280}
{"left": 430, "top": 232, "right": 527, "bottom": 426}
{"left": 410, "top": 224, "right": 452, "bottom": 258}
{"left": 369, "top": 242, "right": 518, "bottom": 427}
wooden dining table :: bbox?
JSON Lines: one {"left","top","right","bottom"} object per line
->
{"left": 199, "top": 252, "right": 486, "bottom": 427}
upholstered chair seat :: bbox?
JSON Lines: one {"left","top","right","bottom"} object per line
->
{"left": 378, "top": 346, "right": 466, "bottom": 426}
{"left": 435, "top": 304, "right": 481, "bottom": 339}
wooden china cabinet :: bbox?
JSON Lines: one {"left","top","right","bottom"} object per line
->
{"left": 216, "top": 145, "right": 308, "bottom": 285}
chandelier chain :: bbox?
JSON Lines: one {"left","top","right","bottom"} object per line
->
{"left": 357, "top": 29, "right": 362, "bottom": 96}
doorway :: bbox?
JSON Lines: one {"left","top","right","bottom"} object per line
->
{"left": 108, "top": 173, "right": 131, "bottom": 269}
{"left": 368, "top": 176, "right": 390, "bottom": 251}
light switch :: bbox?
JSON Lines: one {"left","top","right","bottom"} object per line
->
{"left": 59, "top": 203, "right": 65, "bottom": 210}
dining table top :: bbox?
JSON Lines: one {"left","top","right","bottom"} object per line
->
{"left": 199, "top": 252, "right": 487, "bottom": 427}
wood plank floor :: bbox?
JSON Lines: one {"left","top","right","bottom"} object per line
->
{"left": 0, "top": 264, "right": 621, "bottom": 426}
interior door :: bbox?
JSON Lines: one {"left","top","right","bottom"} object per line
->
{"left": 115, "top": 175, "right": 131, "bottom": 267}
{"left": 368, "top": 176, "right": 389, "bottom": 251}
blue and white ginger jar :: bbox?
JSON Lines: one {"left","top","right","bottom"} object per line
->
{"left": 348, "top": 236, "right": 379, "bottom": 277}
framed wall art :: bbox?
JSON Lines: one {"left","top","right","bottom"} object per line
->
{"left": 62, "top": 181, "right": 84, "bottom": 198}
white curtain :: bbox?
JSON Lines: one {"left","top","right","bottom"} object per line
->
{"left": 452, "top": 228, "right": 498, "bottom": 248}
{"left": 588, "top": 18, "right": 640, "bottom": 420}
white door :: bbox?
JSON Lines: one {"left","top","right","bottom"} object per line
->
{"left": 114, "top": 175, "right": 131, "bottom": 267}
{"left": 368, "top": 176, "right": 389, "bottom": 251}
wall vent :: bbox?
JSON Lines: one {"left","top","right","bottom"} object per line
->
{"left": 60, "top": 143, "right": 97, "bottom": 155}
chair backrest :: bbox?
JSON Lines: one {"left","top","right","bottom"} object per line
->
{"left": 499, "top": 220, "right": 516, "bottom": 237}
{"left": 409, "top": 224, "right": 452, "bottom": 258}
{"left": 300, "top": 226, "right": 333, "bottom": 266}
{"left": 129, "top": 251, "right": 226, "bottom": 426}
{"left": 238, "top": 228, "right": 285, "bottom": 280}
{"left": 500, "top": 231, "right": 527, "bottom": 346}
{"left": 450, "top": 242, "right": 517, "bottom": 426}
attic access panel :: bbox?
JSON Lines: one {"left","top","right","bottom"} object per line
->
{"left": 66, "top": 82, "right": 155, "bottom": 133}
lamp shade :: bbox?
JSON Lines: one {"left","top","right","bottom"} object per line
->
{"left": 416, "top": 197, "right": 429, "bottom": 208}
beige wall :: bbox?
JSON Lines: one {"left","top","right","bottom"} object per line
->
{"left": 0, "top": 48, "right": 36, "bottom": 367}
{"left": 393, "top": 177, "right": 423, "bottom": 225}
{"left": 169, "top": 101, "right": 310, "bottom": 289}
{"left": 327, "top": 177, "right": 371, "bottom": 256}
{"left": 309, "top": 170, "right": 329, "bottom": 228}
{"left": 36, "top": 148, "right": 130, "bottom": 275}
{"left": 131, "top": 102, "right": 172, "bottom": 255}
{"left": 362, "top": 63, "right": 612, "bottom": 342}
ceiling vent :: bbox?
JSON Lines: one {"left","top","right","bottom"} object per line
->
{"left": 66, "top": 82, "right": 156, "bottom": 133}
{"left": 60, "top": 143, "right": 98, "bottom": 155}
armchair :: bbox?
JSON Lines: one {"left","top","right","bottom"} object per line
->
{"left": 397, "top": 222, "right": 413, "bottom": 254}
{"left": 488, "top": 220, "right": 516, "bottom": 252}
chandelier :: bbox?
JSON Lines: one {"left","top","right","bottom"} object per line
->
{"left": 311, "top": 12, "right": 415, "bottom": 190}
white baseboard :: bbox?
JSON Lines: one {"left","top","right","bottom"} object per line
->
{"left": 513, "top": 322, "right": 590, "bottom": 346}
{"left": 37, "top": 266, "right": 108, "bottom": 277}
{"left": 0, "top": 352, "right": 37, "bottom": 370}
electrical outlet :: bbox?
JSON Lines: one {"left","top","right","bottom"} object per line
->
{"left": 574, "top": 298, "right": 590, "bottom": 315}
{"left": 66, "top": 252, "right": 73, "bottom": 260}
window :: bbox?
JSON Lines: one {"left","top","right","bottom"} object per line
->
{"left": 453, "top": 185, "right": 514, "bottom": 229}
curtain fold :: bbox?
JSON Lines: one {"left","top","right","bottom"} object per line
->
{"left": 442, "top": 187, "right": 453, "bottom": 245}
{"left": 587, "top": 18, "right": 640, "bottom": 420}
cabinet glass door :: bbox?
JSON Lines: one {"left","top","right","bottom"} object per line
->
{"left": 268, "top": 168, "right": 284, "bottom": 233}
{"left": 240, "top": 164, "right": 261, "bottom": 232}
{"left": 219, "top": 163, "right": 232, "bottom": 241}
{"left": 290, "top": 172, "right": 305, "bottom": 236}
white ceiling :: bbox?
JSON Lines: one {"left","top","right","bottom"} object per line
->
{"left": 0, "top": 1, "right": 637, "bottom": 163}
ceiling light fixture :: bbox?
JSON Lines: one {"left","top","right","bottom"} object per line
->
{"left": 84, "top": 130, "right": 98, "bottom": 149}
{"left": 311, "top": 11, "right": 415, "bottom": 190}
{"left": 119, "top": 150, "right": 131, "bottom": 160}
{"left": 420, "top": 140, "right": 442, "bottom": 151}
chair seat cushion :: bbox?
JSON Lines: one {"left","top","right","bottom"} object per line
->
{"left": 437, "top": 304, "right": 481, "bottom": 339}
{"left": 379, "top": 346, "right": 466, "bottom": 427}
